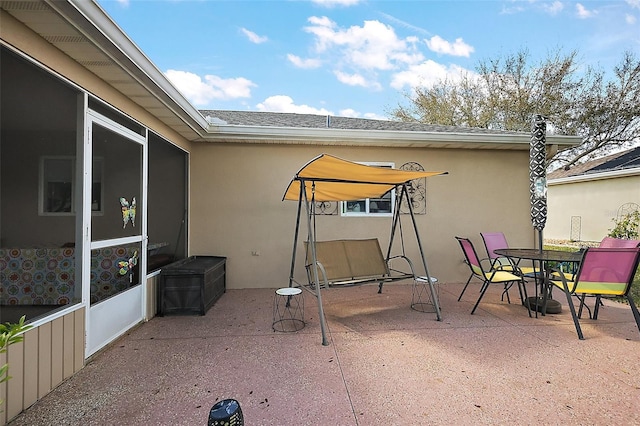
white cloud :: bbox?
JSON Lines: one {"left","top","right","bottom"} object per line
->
{"left": 425, "top": 35, "right": 474, "bottom": 57}
{"left": 303, "top": 16, "right": 424, "bottom": 72}
{"left": 390, "top": 60, "right": 471, "bottom": 91}
{"left": 287, "top": 54, "right": 322, "bottom": 69}
{"left": 311, "top": 0, "right": 362, "bottom": 7}
{"left": 626, "top": 13, "right": 637, "bottom": 24}
{"left": 165, "top": 70, "right": 256, "bottom": 106}
{"left": 339, "top": 108, "right": 359, "bottom": 117}
{"left": 576, "top": 3, "right": 596, "bottom": 19}
{"left": 240, "top": 28, "right": 268, "bottom": 44}
{"left": 115, "top": 0, "right": 129, "bottom": 6}
{"left": 542, "top": 1, "right": 564, "bottom": 15}
{"left": 256, "top": 95, "right": 333, "bottom": 115}
{"left": 627, "top": 0, "right": 640, "bottom": 9}
{"left": 334, "top": 70, "right": 381, "bottom": 90}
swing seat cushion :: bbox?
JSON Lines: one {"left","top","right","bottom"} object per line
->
{"left": 305, "top": 239, "right": 413, "bottom": 286}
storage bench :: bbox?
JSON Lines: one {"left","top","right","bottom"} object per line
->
{"left": 158, "top": 255, "right": 226, "bottom": 316}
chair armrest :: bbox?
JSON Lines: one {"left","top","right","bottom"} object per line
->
{"left": 549, "top": 267, "right": 577, "bottom": 294}
{"left": 306, "top": 261, "right": 329, "bottom": 288}
{"left": 387, "top": 254, "right": 416, "bottom": 277}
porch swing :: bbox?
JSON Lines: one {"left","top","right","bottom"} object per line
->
{"left": 283, "top": 154, "right": 447, "bottom": 345}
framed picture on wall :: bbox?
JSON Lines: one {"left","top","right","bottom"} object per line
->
{"left": 39, "top": 156, "right": 104, "bottom": 215}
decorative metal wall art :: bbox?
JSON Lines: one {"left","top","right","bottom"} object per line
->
{"left": 400, "top": 162, "right": 427, "bottom": 214}
{"left": 314, "top": 201, "right": 338, "bottom": 215}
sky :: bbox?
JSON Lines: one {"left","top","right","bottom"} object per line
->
{"left": 96, "top": 0, "right": 640, "bottom": 120}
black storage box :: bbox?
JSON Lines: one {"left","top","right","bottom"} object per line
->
{"left": 158, "top": 256, "right": 226, "bottom": 316}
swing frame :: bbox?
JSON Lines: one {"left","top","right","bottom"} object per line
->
{"left": 283, "top": 154, "right": 446, "bottom": 345}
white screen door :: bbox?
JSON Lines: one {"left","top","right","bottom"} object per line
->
{"left": 85, "top": 110, "right": 147, "bottom": 356}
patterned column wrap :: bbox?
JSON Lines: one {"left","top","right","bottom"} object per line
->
{"left": 530, "top": 114, "right": 547, "bottom": 231}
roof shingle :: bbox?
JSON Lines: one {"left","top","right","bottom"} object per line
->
{"left": 199, "top": 110, "right": 523, "bottom": 135}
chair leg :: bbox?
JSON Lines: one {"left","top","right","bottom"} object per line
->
{"left": 560, "top": 281, "right": 584, "bottom": 339}
{"left": 458, "top": 273, "right": 474, "bottom": 301}
{"left": 515, "top": 279, "right": 525, "bottom": 304}
{"left": 471, "top": 280, "right": 490, "bottom": 314}
{"left": 627, "top": 295, "right": 640, "bottom": 335}
{"left": 593, "top": 295, "right": 602, "bottom": 320}
{"left": 519, "top": 279, "right": 532, "bottom": 317}
{"left": 501, "top": 283, "right": 512, "bottom": 303}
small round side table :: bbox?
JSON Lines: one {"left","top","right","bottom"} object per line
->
{"left": 272, "top": 287, "right": 305, "bottom": 332}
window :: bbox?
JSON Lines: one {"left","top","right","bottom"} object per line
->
{"left": 341, "top": 162, "right": 395, "bottom": 217}
{"left": 39, "top": 156, "right": 103, "bottom": 215}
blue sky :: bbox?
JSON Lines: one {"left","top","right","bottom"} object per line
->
{"left": 97, "top": 0, "right": 640, "bottom": 120}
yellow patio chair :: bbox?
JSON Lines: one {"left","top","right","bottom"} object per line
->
{"left": 456, "top": 236, "right": 531, "bottom": 316}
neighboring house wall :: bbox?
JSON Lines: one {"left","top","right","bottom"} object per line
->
{"left": 189, "top": 143, "right": 536, "bottom": 288}
{"left": 547, "top": 173, "right": 640, "bottom": 242}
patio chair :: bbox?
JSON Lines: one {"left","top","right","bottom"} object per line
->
{"left": 550, "top": 247, "right": 640, "bottom": 340}
{"left": 455, "top": 236, "right": 531, "bottom": 316}
{"left": 480, "top": 232, "right": 537, "bottom": 277}
{"left": 551, "top": 237, "right": 639, "bottom": 289}
{"left": 598, "top": 236, "right": 640, "bottom": 248}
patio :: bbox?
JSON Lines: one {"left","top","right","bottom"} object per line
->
{"left": 9, "top": 281, "right": 640, "bottom": 425}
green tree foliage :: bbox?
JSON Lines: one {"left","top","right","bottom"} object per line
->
{"left": 608, "top": 210, "right": 640, "bottom": 239}
{"left": 390, "top": 49, "right": 640, "bottom": 170}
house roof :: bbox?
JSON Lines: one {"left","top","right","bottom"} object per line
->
{"left": 1, "top": 0, "right": 582, "bottom": 150}
{"left": 548, "top": 147, "right": 640, "bottom": 181}
{"left": 197, "top": 110, "right": 580, "bottom": 149}
{"left": 201, "top": 110, "right": 518, "bottom": 134}
{"left": 547, "top": 147, "right": 640, "bottom": 183}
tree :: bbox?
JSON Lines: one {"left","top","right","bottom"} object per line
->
{"left": 390, "top": 49, "right": 640, "bottom": 170}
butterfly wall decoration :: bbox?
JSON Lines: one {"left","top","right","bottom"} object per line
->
{"left": 118, "top": 250, "right": 139, "bottom": 277}
{"left": 120, "top": 197, "right": 136, "bottom": 228}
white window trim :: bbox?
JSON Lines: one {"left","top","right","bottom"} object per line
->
{"left": 340, "top": 162, "right": 395, "bottom": 217}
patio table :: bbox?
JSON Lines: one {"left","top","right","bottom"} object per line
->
{"left": 494, "top": 248, "right": 583, "bottom": 317}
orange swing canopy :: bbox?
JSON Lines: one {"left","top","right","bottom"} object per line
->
{"left": 283, "top": 154, "right": 447, "bottom": 202}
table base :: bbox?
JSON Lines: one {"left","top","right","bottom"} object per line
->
{"left": 525, "top": 297, "right": 562, "bottom": 314}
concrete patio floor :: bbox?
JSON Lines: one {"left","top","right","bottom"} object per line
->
{"left": 9, "top": 281, "right": 640, "bottom": 425}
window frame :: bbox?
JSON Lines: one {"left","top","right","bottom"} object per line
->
{"left": 340, "top": 162, "right": 395, "bottom": 217}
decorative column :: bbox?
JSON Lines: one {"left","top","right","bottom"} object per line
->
{"left": 530, "top": 114, "right": 548, "bottom": 251}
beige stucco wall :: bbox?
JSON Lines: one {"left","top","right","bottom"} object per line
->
{"left": 190, "top": 143, "right": 537, "bottom": 288}
{"left": 547, "top": 174, "right": 640, "bottom": 242}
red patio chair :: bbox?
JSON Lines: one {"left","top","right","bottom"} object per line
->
{"left": 455, "top": 236, "right": 531, "bottom": 316}
{"left": 550, "top": 247, "right": 640, "bottom": 339}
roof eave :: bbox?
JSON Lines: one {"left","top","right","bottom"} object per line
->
{"left": 49, "top": 0, "right": 209, "bottom": 137}
{"left": 195, "top": 124, "right": 581, "bottom": 149}
{"left": 549, "top": 167, "right": 640, "bottom": 184}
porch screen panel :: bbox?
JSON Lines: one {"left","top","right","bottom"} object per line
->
{"left": 90, "top": 124, "right": 143, "bottom": 241}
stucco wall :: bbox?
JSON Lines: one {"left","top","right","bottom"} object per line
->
{"left": 547, "top": 174, "right": 640, "bottom": 242}
{"left": 189, "top": 143, "right": 536, "bottom": 288}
